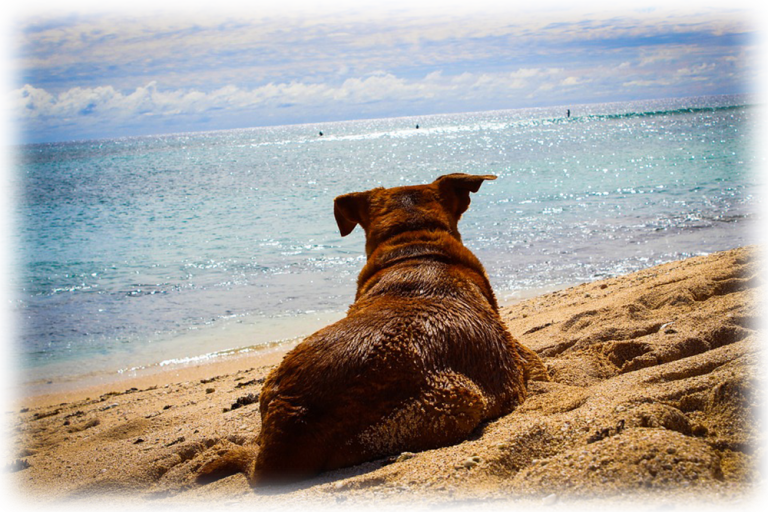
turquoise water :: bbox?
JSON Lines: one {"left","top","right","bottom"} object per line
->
{"left": 12, "top": 95, "right": 757, "bottom": 388}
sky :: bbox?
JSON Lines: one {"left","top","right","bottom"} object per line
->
{"left": 3, "top": 0, "right": 764, "bottom": 143}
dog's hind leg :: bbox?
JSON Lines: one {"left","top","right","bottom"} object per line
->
{"left": 422, "top": 371, "right": 490, "bottom": 436}
{"left": 196, "top": 444, "right": 258, "bottom": 485}
{"left": 353, "top": 371, "right": 489, "bottom": 457}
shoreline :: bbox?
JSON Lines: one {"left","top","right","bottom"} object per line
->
{"left": 11, "top": 339, "right": 301, "bottom": 409}
{"left": 13, "top": 308, "right": 347, "bottom": 402}
{"left": 14, "top": 282, "right": 574, "bottom": 407}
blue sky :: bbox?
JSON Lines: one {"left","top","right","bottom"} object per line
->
{"left": 5, "top": 1, "right": 761, "bottom": 143}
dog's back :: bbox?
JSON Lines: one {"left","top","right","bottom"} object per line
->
{"left": 198, "top": 174, "right": 547, "bottom": 484}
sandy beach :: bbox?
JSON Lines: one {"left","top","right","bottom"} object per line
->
{"left": 7, "top": 246, "right": 763, "bottom": 510}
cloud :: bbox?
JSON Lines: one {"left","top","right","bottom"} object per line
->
{"left": 14, "top": 7, "right": 750, "bottom": 93}
{"left": 638, "top": 46, "right": 696, "bottom": 66}
{"left": 13, "top": 82, "right": 167, "bottom": 120}
{"left": 560, "top": 76, "right": 591, "bottom": 86}
{"left": 12, "top": 68, "right": 577, "bottom": 128}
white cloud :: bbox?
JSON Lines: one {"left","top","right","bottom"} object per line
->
{"left": 637, "top": 46, "right": 698, "bottom": 67}
{"left": 12, "top": 68, "right": 576, "bottom": 127}
{"left": 561, "top": 76, "right": 591, "bottom": 86}
{"left": 622, "top": 78, "right": 673, "bottom": 88}
{"left": 14, "top": 6, "right": 749, "bottom": 94}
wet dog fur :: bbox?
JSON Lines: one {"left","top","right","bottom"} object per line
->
{"left": 197, "top": 173, "right": 548, "bottom": 485}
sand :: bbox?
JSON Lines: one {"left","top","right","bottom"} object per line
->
{"left": 6, "top": 246, "right": 764, "bottom": 510}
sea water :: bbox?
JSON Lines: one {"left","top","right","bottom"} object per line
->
{"left": 10, "top": 95, "right": 758, "bottom": 391}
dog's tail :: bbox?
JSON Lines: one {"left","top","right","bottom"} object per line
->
{"left": 196, "top": 444, "right": 258, "bottom": 485}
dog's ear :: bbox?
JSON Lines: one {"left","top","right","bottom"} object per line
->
{"left": 435, "top": 173, "right": 497, "bottom": 219}
{"left": 334, "top": 191, "right": 370, "bottom": 237}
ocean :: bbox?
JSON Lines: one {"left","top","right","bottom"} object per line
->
{"left": 11, "top": 95, "right": 758, "bottom": 393}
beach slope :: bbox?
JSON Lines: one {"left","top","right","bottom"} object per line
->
{"left": 8, "top": 246, "right": 762, "bottom": 508}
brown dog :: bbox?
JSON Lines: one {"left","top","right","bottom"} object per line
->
{"left": 197, "top": 173, "right": 547, "bottom": 485}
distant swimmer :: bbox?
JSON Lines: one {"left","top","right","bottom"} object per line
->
{"left": 319, "top": 131, "right": 323, "bottom": 136}
{"left": 416, "top": 124, "right": 419, "bottom": 129}
{"left": 566, "top": 109, "right": 571, "bottom": 118}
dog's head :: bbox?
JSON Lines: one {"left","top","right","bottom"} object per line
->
{"left": 334, "top": 174, "right": 496, "bottom": 255}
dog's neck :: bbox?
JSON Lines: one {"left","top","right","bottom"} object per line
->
{"left": 373, "top": 242, "right": 452, "bottom": 268}
{"left": 354, "top": 230, "right": 498, "bottom": 310}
